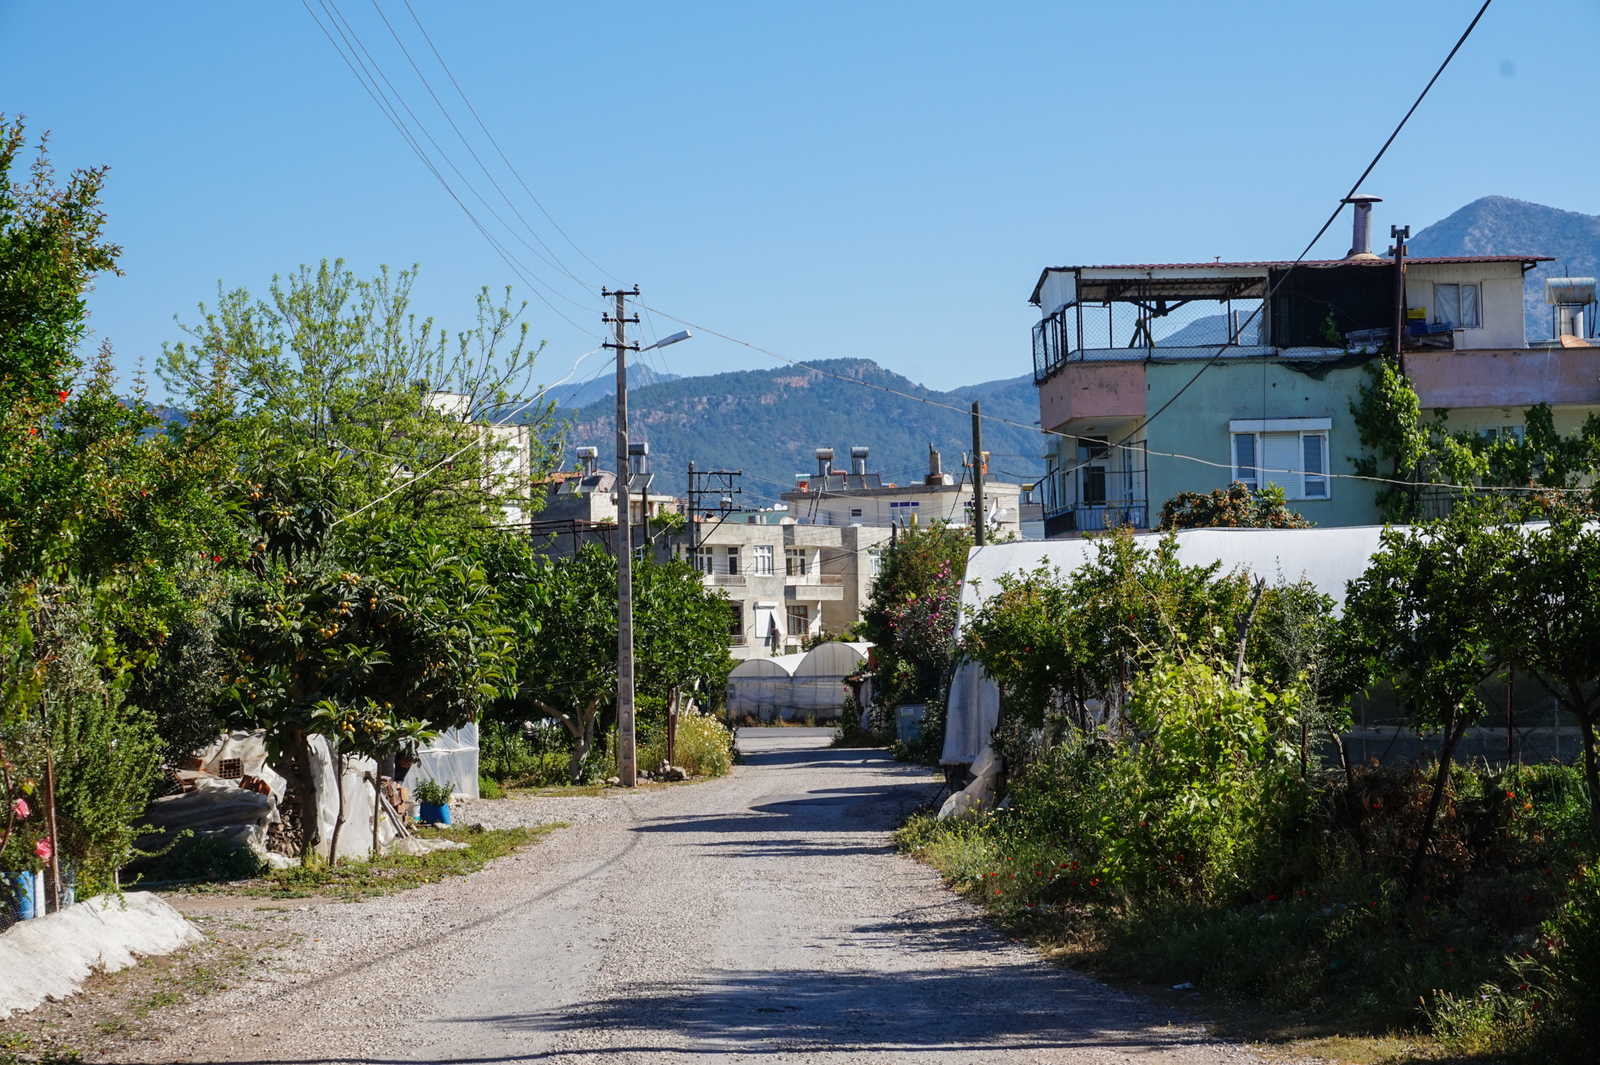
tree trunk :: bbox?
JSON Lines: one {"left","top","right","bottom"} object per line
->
{"left": 1232, "top": 577, "right": 1267, "bottom": 688}
{"left": 327, "top": 751, "right": 349, "bottom": 867}
{"left": 277, "top": 731, "right": 321, "bottom": 867}
{"left": 369, "top": 771, "right": 381, "bottom": 858}
{"left": 1404, "top": 712, "right": 1465, "bottom": 902}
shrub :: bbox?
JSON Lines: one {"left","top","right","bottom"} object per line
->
{"left": 639, "top": 706, "right": 733, "bottom": 778}
{"left": 413, "top": 779, "right": 453, "bottom": 805}
{"left": 996, "top": 655, "right": 1301, "bottom": 903}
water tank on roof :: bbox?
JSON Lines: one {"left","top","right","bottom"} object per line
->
{"left": 1544, "top": 278, "right": 1596, "bottom": 305}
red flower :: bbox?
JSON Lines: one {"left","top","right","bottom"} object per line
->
{"left": 35, "top": 839, "right": 52, "bottom": 861}
{"left": 57, "top": 390, "right": 70, "bottom": 403}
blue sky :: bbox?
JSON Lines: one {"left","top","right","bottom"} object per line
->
{"left": 3, "top": 0, "right": 1596, "bottom": 397}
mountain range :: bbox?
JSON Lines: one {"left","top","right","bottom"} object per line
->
{"left": 552, "top": 360, "right": 1042, "bottom": 505}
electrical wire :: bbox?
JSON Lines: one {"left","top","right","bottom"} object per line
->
{"left": 322, "top": 0, "right": 603, "bottom": 319}
{"left": 368, "top": 0, "right": 597, "bottom": 292}
{"left": 632, "top": 0, "right": 1504, "bottom": 503}
{"left": 330, "top": 345, "right": 606, "bottom": 527}
{"left": 400, "top": 0, "right": 618, "bottom": 285}
{"left": 303, "top": 1, "right": 606, "bottom": 337}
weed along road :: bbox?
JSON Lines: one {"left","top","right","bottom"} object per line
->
{"left": 108, "top": 729, "right": 1269, "bottom": 1064}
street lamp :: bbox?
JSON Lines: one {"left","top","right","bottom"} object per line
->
{"left": 606, "top": 301, "right": 691, "bottom": 789}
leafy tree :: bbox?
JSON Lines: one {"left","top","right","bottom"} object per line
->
{"left": 1498, "top": 508, "right": 1600, "bottom": 824}
{"left": 158, "top": 259, "right": 560, "bottom": 541}
{"left": 1159, "top": 481, "right": 1312, "bottom": 530}
{"left": 1350, "top": 356, "right": 1484, "bottom": 522}
{"left": 861, "top": 523, "right": 971, "bottom": 714}
{"left": 488, "top": 543, "right": 734, "bottom": 783}
{"left": 1351, "top": 357, "right": 1600, "bottom": 521}
{"left": 0, "top": 116, "right": 120, "bottom": 409}
{"left": 963, "top": 529, "right": 1253, "bottom": 737}
{"left": 223, "top": 476, "right": 515, "bottom": 856}
{"left": 1340, "top": 514, "right": 1515, "bottom": 898}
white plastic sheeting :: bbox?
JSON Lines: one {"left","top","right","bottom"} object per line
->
{"left": 792, "top": 642, "right": 870, "bottom": 717}
{"left": 0, "top": 892, "right": 202, "bottom": 1017}
{"left": 726, "top": 643, "right": 871, "bottom": 721}
{"left": 727, "top": 653, "right": 805, "bottom": 720}
{"left": 194, "top": 730, "right": 287, "bottom": 802}
{"left": 409, "top": 723, "right": 481, "bottom": 800}
{"left": 941, "top": 661, "right": 1002, "bottom": 765}
{"left": 304, "top": 735, "right": 398, "bottom": 861}
{"left": 943, "top": 526, "right": 1400, "bottom": 767}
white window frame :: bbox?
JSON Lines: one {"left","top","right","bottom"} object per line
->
{"left": 723, "top": 546, "right": 740, "bottom": 575}
{"left": 786, "top": 603, "right": 810, "bottom": 636}
{"left": 1433, "top": 282, "right": 1481, "bottom": 330}
{"left": 1228, "top": 419, "right": 1331, "bottom": 501}
{"left": 752, "top": 544, "right": 774, "bottom": 576}
{"left": 785, "top": 547, "right": 808, "bottom": 577}
{"left": 868, "top": 547, "right": 883, "bottom": 578}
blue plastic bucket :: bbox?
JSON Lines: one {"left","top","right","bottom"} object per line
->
{"left": 419, "top": 802, "right": 451, "bottom": 826}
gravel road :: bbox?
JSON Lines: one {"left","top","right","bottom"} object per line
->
{"left": 105, "top": 728, "right": 1278, "bottom": 1064}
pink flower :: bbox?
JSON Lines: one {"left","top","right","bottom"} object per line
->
{"left": 35, "top": 839, "right": 52, "bottom": 861}
{"left": 10, "top": 798, "right": 27, "bottom": 818}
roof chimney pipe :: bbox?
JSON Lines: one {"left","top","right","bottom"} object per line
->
{"left": 850, "top": 446, "right": 869, "bottom": 477}
{"left": 1343, "top": 194, "right": 1383, "bottom": 260}
{"left": 576, "top": 446, "right": 599, "bottom": 476}
{"left": 926, "top": 444, "right": 942, "bottom": 484}
{"left": 815, "top": 447, "right": 834, "bottom": 477}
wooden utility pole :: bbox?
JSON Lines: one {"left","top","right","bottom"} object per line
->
{"left": 970, "top": 401, "right": 986, "bottom": 547}
{"left": 603, "top": 286, "right": 640, "bottom": 788}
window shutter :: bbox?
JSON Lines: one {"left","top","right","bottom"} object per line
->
{"left": 1262, "top": 432, "right": 1302, "bottom": 495}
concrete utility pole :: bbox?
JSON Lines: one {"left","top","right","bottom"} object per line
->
{"left": 970, "top": 400, "right": 986, "bottom": 547}
{"left": 603, "top": 286, "right": 640, "bottom": 788}
{"left": 1390, "top": 224, "right": 1410, "bottom": 371}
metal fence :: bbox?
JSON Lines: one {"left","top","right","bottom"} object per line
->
{"left": 1033, "top": 298, "right": 1267, "bottom": 383}
{"left": 1036, "top": 441, "right": 1149, "bottom": 536}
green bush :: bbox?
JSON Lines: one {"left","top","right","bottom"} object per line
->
{"left": 412, "top": 779, "right": 453, "bottom": 805}
{"left": 994, "top": 655, "right": 1301, "bottom": 903}
{"left": 638, "top": 706, "right": 734, "bottom": 778}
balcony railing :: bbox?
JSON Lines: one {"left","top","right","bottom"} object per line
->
{"left": 1042, "top": 502, "right": 1149, "bottom": 538}
{"left": 728, "top": 635, "right": 748, "bottom": 647}
{"left": 705, "top": 574, "right": 747, "bottom": 587}
{"left": 785, "top": 573, "right": 844, "bottom": 585}
{"left": 1036, "top": 444, "right": 1149, "bottom": 537}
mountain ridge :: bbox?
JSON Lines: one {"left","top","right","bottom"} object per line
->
{"left": 1408, "top": 195, "right": 1600, "bottom": 341}
{"left": 552, "top": 359, "right": 1042, "bottom": 505}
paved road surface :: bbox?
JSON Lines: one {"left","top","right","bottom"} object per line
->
{"left": 129, "top": 729, "right": 1269, "bottom": 1064}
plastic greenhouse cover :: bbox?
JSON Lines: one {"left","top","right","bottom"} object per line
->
{"left": 944, "top": 525, "right": 1408, "bottom": 766}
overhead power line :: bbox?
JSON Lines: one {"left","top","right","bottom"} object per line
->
{"left": 637, "top": 0, "right": 1503, "bottom": 499}
{"left": 302, "top": 0, "right": 607, "bottom": 336}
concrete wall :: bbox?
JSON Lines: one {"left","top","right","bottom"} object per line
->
{"left": 1037, "top": 360, "right": 1147, "bottom": 434}
{"left": 1144, "top": 357, "right": 1382, "bottom": 527}
{"left": 1408, "top": 347, "right": 1600, "bottom": 410}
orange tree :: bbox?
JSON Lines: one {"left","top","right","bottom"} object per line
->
{"left": 485, "top": 540, "right": 733, "bottom": 783}
{"left": 1159, "top": 481, "right": 1311, "bottom": 531}
{"left": 223, "top": 469, "right": 513, "bottom": 857}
